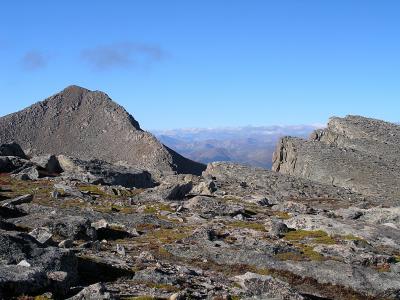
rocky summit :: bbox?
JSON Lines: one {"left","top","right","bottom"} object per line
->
{"left": 0, "top": 106, "right": 400, "bottom": 300}
{"left": 272, "top": 115, "right": 400, "bottom": 204}
{"left": 0, "top": 85, "right": 205, "bottom": 176}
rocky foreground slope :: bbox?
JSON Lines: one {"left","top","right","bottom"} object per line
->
{"left": 273, "top": 115, "right": 400, "bottom": 204}
{"left": 0, "top": 135, "right": 400, "bottom": 299}
{"left": 0, "top": 85, "right": 205, "bottom": 176}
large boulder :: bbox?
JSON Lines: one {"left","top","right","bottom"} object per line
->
{"left": 0, "top": 230, "right": 78, "bottom": 298}
{"left": 67, "top": 282, "right": 112, "bottom": 300}
{"left": 31, "top": 154, "right": 63, "bottom": 174}
{"left": 0, "top": 156, "right": 31, "bottom": 173}
{"left": 48, "top": 216, "right": 97, "bottom": 241}
{"left": 0, "top": 85, "right": 205, "bottom": 176}
{"left": 57, "top": 155, "right": 155, "bottom": 188}
{"left": 184, "top": 195, "right": 246, "bottom": 218}
{"left": 0, "top": 143, "right": 27, "bottom": 159}
{"left": 0, "top": 194, "right": 33, "bottom": 207}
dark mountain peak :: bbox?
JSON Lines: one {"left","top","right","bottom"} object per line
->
{"left": 61, "top": 84, "right": 90, "bottom": 94}
{"left": 0, "top": 87, "right": 205, "bottom": 175}
{"left": 49, "top": 85, "right": 112, "bottom": 104}
{"left": 39, "top": 86, "right": 142, "bottom": 130}
{"left": 47, "top": 85, "right": 91, "bottom": 106}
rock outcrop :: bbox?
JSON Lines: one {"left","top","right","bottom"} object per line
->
{"left": 0, "top": 230, "right": 78, "bottom": 298}
{"left": 0, "top": 85, "right": 205, "bottom": 175}
{"left": 312, "top": 115, "right": 400, "bottom": 164}
{"left": 272, "top": 115, "right": 400, "bottom": 204}
{"left": 57, "top": 155, "right": 155, "bottom": 188}
{"left": 0, "top": 143, "right": 27, "bottom": 159}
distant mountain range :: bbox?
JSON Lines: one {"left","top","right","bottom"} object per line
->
{"left": 152, "top": 125, "right": 322, "bottom": 169}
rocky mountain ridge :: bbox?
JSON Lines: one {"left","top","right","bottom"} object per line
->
{"left": 0, "top": 98, "right": 399, "bottom": 300}
{"left": 273, "top": 115, "right": 400, "bottom": 204}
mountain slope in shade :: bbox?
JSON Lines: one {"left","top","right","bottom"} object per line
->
{"left": 0, "top": 85, "right": 205, "bottom": 175}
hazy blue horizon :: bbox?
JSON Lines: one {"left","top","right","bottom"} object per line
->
{"left": 1, "top": 1, "right": 399, "bottom": 129}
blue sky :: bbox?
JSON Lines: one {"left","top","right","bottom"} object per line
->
{"left": 0, "top": 1, "right": 399, "bottom": 129}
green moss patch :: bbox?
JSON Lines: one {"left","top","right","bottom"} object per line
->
{"left": 275, "top": 244, "right": 324, "bottom": 262}
{"left": 143, "top": 203, "right": 174, "bottom": 214}
{"left": 227, "top": 221, "right": 266, "bottom": 232}
{"left": 284, "top": 229, "right": 335, "bottom": 245}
